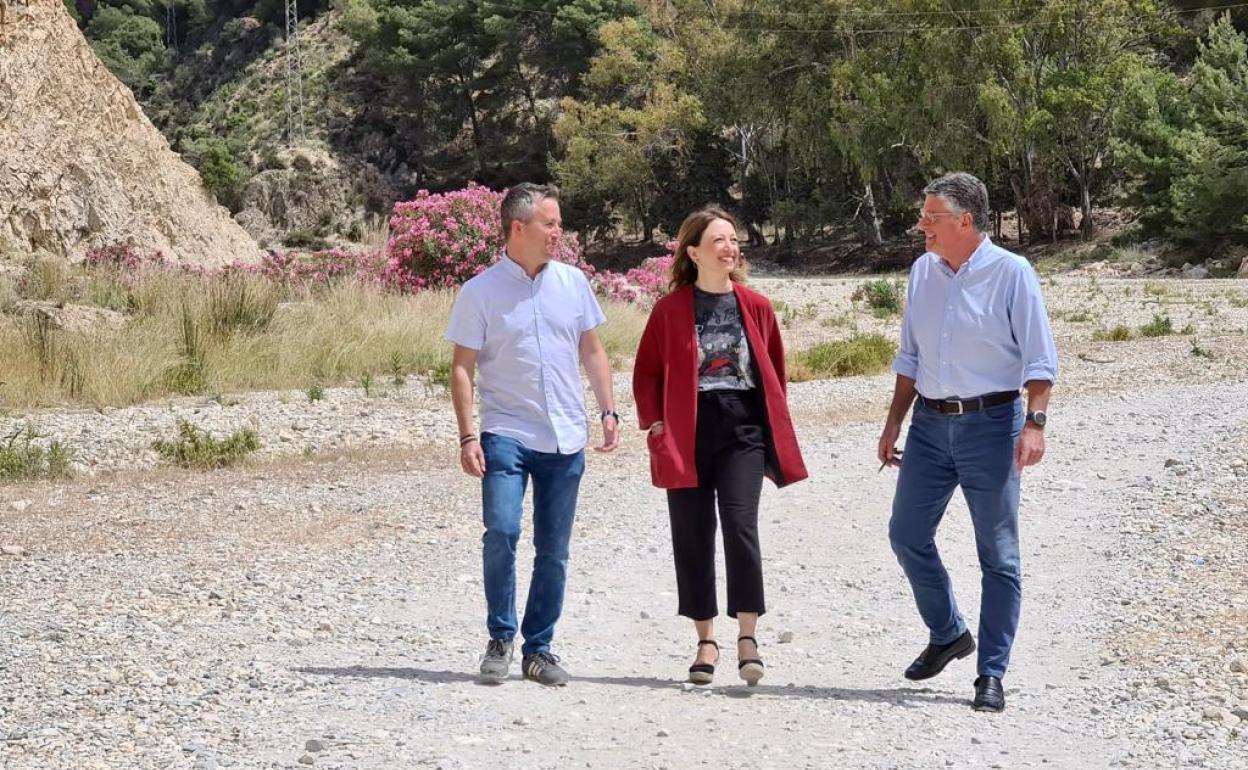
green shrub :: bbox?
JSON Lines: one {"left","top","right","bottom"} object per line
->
{"left": 0, "top": 425, "right": 73, "bottom": 481}
{"left": 789, "top": 334, "right": 896, "bottom": 381}
{"left": 852, "top": 279, "right": 905, "bottom": 316}
{"left": 197, "top": 139, "right": 246, "bottom": 210}
{"left": 153, "top": 420, "right": 260, "bottom": 470}
{"left": 1139, "top": 314, "right": 1175, "bottom": 337}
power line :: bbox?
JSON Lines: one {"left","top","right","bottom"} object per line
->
{"left": 699, "top": 1, "right": 1248, "bottom": 20}
{"left": 471, "top": 0, "right": 1248, "bottom": 25}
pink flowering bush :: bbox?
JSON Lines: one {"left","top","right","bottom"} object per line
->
{"left": 383, "top": 184, "right": 595, "bottom": 291}
{"left": 251, "top": 248, "right": 386, "bottom": 287}
{"left": 84, "top": 240, "right": 168, "bottom": 272}
{"left": 594, "top": 249, "right": 674, "bottom": 306}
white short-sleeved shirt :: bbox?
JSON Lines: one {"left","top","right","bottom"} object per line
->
{"left": 445, "top": 254, "right": 606, "bottom": 454}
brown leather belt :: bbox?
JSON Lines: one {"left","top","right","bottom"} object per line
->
{"left": 918, "top": 390, "right": 1019, "bottom": 415}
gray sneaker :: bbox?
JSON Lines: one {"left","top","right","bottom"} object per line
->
{"left": 522, "top": 651, "right": 569, "bottom": 686}
{"left": 479, "top": 639, "right": 513, "bottom": 683}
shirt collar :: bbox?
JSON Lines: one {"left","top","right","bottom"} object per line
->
{"left": 499, "top": 249, "right": 554, "bottom": 282}
{"left": 499, "top": 249, "right": 536, "bottom": 282}
{"left": 933, "top": 236, "right": 1001, "bottom": 276}
{"left": 965, "top": 236, "right": 1003, "bottom": 271}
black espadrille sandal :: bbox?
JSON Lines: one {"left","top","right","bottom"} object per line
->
{"left": 737, "top": 635, "right": 764, "bottom": 686}
{"left": 688, "top": 639, "right": 719, "bottom": 685}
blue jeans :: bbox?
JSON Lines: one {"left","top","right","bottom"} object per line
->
{"left": 889, "top": 398, "right": 1023, "bottom": 679}
{"left": 480, "top": 432, "right": 585, "bottom": 656}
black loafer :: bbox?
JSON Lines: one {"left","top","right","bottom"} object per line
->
{"left": 973, "top": 675, "right": 1005, "bottom": 712}
{"left": 904, "top": 630, "right": 975, "bottom": 681}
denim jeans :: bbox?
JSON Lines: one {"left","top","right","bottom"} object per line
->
{"left": 480, "top": 432, "right": 585, "bottom": 656}
{"left": 888, "top": 398, "right": 1023, "bottom": 679}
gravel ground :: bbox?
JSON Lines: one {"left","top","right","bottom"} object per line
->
{"left": 1, "top": 276, "right": 1246, "bottom": 769}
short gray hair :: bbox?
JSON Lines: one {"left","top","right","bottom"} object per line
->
{"left": 924, "top": 172, "right": 990, "bottom": 232}
{"left": 500, "top": 183, "right": 560, "bottom": 238}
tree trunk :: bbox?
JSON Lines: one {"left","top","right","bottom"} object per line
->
{"left": 1010, "top": 174, "right": 1027, "bottom": 244}
{"left": 862, "top": 179, "right": 883, "bottom": 247}
{"left": 1079, "top": 175, "right": 1094, "bottom": 240}
{"left": 458, "top": 69, "right": 485, "bottom": 176}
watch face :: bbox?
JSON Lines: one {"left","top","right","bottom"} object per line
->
{"left": 1030, "top": 411, "right": 1047, "bottom": 427}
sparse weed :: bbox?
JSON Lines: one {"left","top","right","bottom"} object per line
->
{"left": 1093, "top": 325, "right": 1133, "bottom": 342}
{"left": 389, "top": 351, "right": 408, "bottom": 387}
{"left": 1190, "top": 339, "right": 1215, "bottom": 359}
{"left": 0, "top": 424, "right": 73, "bottom": 481}
{"left": 1139, "top": 314, "right": 1175, "bottom": 338}
{"left": 152, "top": 420, "right": 260, "bottom": 470}
{"left": 428, "top": 361, "right": 452, "bottom": 391}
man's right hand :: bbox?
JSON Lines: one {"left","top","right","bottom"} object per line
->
{"left": 461, "top": 439, "right": 485, "bottom": 478}
{"left": 877, "top": 422, "right": 902, "bottom": 468}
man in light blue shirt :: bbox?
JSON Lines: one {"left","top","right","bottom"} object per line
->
{"left": 877, "top": 172, "right": 1058, "bottom": 713}
{"left": 446, "top": 183, "right": 619, "bottom": 686}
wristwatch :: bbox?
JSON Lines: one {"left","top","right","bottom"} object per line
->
{"left": 1026, "top": 410, "right": 1047, "bottom": 428}
{"left": 600, "top": 409, "right": 619, "bottom": 423}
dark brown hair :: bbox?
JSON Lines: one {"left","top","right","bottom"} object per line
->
{"left": 668, "top": 206, "right": 748, "bottom": 290}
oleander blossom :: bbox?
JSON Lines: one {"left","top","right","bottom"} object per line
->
{"left": 383, "top": 184, "right": 595, "bottom": 291}
{"left": 594, "top": 254, "right": 673, "bottom": 305}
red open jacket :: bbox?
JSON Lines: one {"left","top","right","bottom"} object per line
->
{"left": 632, "top": 283, "right": 808, "bottom": 490}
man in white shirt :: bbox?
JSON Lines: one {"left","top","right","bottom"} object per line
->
{"left": 445, "top": 183, "right": 619, "bottom": 686}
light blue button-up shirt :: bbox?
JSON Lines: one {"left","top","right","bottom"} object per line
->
{"left": 445, "top": 254, "right": 606, "bottom": 454}
{"left": 892, "top": 237, "right": 1058, "bottom": 399}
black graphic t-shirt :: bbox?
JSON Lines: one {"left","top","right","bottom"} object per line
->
{"left": 694, "top": 286, "right": 756, "bottom": 391}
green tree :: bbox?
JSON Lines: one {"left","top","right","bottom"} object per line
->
{"left": 86, "top": 6, "right": 166, "bottom": 93}
{"left": 1169, "top": 14, "right": 1248, "bottom": 243}
{"left": 347, "top": 0, "right": 640, "bottom": 188}
{"left": 196, "top": 138, "right": 245, "bottom": 210}
{"left": 552, "top": 18, "right": 706, "bottom": 243}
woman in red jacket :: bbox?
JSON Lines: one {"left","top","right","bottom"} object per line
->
{"left": 633, "top": 206, "right": 807, "bottom": 686}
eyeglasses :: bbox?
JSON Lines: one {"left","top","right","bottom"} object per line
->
{"left": 917, "top": 211, "right": 961, "bottom": 226}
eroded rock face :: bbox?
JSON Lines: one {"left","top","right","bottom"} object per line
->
{"left": 0, "top": 0, "right": 262, "bottom": 265}
{"left": 234, "top": 147, "right": 397, "bottom": 249}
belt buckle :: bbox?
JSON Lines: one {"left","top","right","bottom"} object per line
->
{"left": 950, "top": 399, "right": 964, "bottom": 415}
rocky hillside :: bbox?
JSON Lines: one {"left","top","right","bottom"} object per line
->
{"left": 145, "top": 6, "right": 397, "bottom": 249}
{"left": 0, "top": 0, "right": 262, "bottom": 264}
